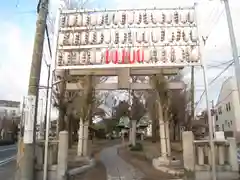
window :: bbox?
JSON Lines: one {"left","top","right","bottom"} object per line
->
{"left": 222, "top": 124, "right": 224, "bottom": 131}
{"left": 12, "top": 110, "right": 16, "bottom": 116}
{"left": 230, "top": 120, "right": 233, "bottom": 125}
{"left": 226, "top": 102, "right": 231, "bottom": 112}
{"left": 215, "top": 115, "right": 218, "bottom": 121}
{"left": 228, "top": 122, "right": 230, "bottom": 127}
{"left": 225, "top": 120, "right": 227, "bottom": 125}
{"left": 226, "top": 104, "right": 229, "bottom": 111}
{"left": 216, "top": 125, "right": 220, "bottom": 131}
{"left": 4, "top": 109, "right": 7, "bottom": 116}
{"left": 218, "top": 106, "right": 222, "bottom": 115}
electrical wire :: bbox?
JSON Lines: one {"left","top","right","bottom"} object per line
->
{"left": 207, "top": 7, "right": 224, "bottom": 38}
{"left": 215, "top": 89, "right": 237, "bottom": 107}
{"left": 203, "top": 6, "right": 224, "bottom": 43}
{"left": 195, "top": 60, "right": 234, "bottom": 109}
{"left": 207, "top": 60, "right": 234, "bottom": 69}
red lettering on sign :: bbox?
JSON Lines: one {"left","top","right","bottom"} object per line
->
{"left": 104, "top": 49, "right": 144, "bottom": 64}
{"left": 122, "top": 49, "right": 126, "bottom": 64}
{"left": 105, "top": 49, "right": 110, "bottom": 64}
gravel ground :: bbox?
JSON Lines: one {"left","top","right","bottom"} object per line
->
{"left": 118, "top": 146, "right": 180, "bottom": 180}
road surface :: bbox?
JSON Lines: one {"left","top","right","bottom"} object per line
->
{"left": 0, "top": 144, "right": 17, "bottom": 180}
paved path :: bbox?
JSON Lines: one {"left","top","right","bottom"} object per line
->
{"left": 0, "top": 144, "right": 17, "bottom": 180}
{"left": 100, "top": 145, "right": 144, "bottom": 180}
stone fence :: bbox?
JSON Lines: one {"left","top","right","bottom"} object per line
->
{"left": 35, "top": 131, "right": 68, "bottom": 180}
{"left": 182, "top": 131, "right": 239, "bottom": 180}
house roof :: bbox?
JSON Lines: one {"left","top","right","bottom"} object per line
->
{"left": 0, "top": 100, "right": 20, "bottom": 108}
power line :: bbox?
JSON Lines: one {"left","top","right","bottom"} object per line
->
{"left": 195, "top": 60, "right": 234, "bottom": 109}
{"left": 207, "top": 60, "right": 234, "bottom": 69}
{"left": 215, "top": 89, "right": 236, "bottom": 107}
{"left": 207, "top": 7, "right": 224, "bottom": 38}
{"left": 202, "top": 6, "right": 224, "bottom": 46}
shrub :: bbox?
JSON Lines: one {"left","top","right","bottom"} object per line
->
{"left": 130, "top": 142, "right": 143, "bottom": 151}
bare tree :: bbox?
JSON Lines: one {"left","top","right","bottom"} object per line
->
{"left": 130, "top": 91, "right": 146, "bottom": 122}
{"left": 113, "top": 100, "right": 130, "bottom": 121}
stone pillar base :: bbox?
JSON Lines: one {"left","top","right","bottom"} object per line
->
{"left": 152, "top": 157, "right": 183, "bottom": 177}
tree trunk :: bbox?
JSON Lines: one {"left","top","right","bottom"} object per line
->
{"left": 58, "top": 110, "right": 66, "bottom": 132}
{"left": 165, "top": 121, "right": 171, "bottom": 157}
{"left": 173, "top": 121, "right": 176, "bottom": 141}
{"left": 57, "top": 71, "right": 67, "bottom": 135}
{"left": 158, "top": 102, "right": 167, "bottom": 159}
{"left": 67, "top": 116, "right": 73, "bottom": 148}
{"left": 152, "top": 118, "right": 157, "bottom": 143}
{"left": 83, "top": 120, "right": 89, "bottom": 157}
{"left": 163, "top": 110, "right": 171, "bottom": 157}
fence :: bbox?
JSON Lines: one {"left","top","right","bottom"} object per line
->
{"left": 182, "top": 131, "right": 239, "bottom": 180}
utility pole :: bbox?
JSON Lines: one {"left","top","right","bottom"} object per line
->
{"left": 211, "top": 100, "right": 216, "bottom": 138}
{"left": 223, "top": 0, "right": 240, "bottom": 105}
{"left": 44, "top": 64, "right": 51, "bottom": 139}
{"left": 19, "top": 0, "right": 49, "bottom": 180}
{"left": 190, "top": 66, "right": 194, "bottom": 130}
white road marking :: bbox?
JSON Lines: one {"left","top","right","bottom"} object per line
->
{"left": 0, "top": 156, "right": 16, "bottom": 166}
{"left": 0, "top": 147, "right": 16, "bottom": 152}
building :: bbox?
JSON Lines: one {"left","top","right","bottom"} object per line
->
{"left": 0, "top": 100, "right": 20, "bottom": 140}
{"left": 0, "top": 100, "right": 20, "bottom": 119}
{"left": 214, "top": 76, "right": 240, "bottom": 138}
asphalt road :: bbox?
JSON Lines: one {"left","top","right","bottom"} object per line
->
{"left": 0, "top": 144, "right": 17, "bottom": 180}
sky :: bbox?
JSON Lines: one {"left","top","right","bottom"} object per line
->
{"left": 0, "top": 0, "right": 240, "bottom": 113}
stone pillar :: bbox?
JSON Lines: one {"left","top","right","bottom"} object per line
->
{"left": 131, "top": 120, "right": 137, "bottom": 146}
{"left": 218, "top": 145, "right": 225, "bottom": 165}
{"left": 83, "top": 120, "right": 89, "bottom": 157}
{"left": 182, "top": 131, "right": 195, "bottom": 171}
{"left": 197, "top": 146, "right": 204, "bottom": 165}
{"left": 227, "top": 138, "right": 238, "bottom": 171}
{"left": 57, "top": 131, "right": 68, "bottom": 180}
{"left": 159, "top": 119, "right": 167, "bottom": 158}
{"left": 77, "top": 118, "right": 84, "bottom": 156}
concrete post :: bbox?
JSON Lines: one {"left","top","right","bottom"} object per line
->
{"left": 77, "top": 118, "right": 84, "bottom": 156}
{"left": 208, "top": 146, "right": 212, "bottom": 166}
{"left": 131, "top": 120, "right": 137, "bottom": 146}
{"left": 227, "top": 138, "right": 238, "bottom": 171}
{"left": 129, "top": 128, "right": 132, "bottom": 143}
{"left": 121, "top": 129, "right": 124, "bottom": 144}
{"left": 182, "top": 131, "right": 195, "bottom": 171}
{"left": 141, "top": 133, "right": 144, "bottom": 141}
{"left": 218, "top": 145, "right": 225, "bottom": 165}
{"left": 57, "top": 131, "right": 68, "bottom": 180}
{"left": 165, "top": 121, "right": 171, "bottom": 157}
{"left": 83, "top": 120, "right": 89, "bottom": 157}
{"left": 197, "top": 146, "right": 204, "bottom": 165}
